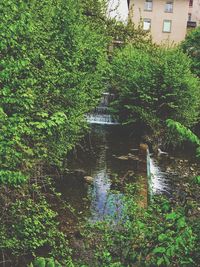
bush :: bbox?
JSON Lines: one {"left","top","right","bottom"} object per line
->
{"left": 0, "top": 170, "right": 28, "bottom": 186}
{"left": 109, "top": 45, "right": 200, "bottom": 131}
{"left": 166, "top": 119, "right": 200, "bottom": 157}
{"left": 82, "top": 191, "right": 197, "bottom": 266}
{"left": 181, "top": 26, "right": 200, "bottom": 77}
{"left": 0, "top": 197, "right": 72, "bottom": 265}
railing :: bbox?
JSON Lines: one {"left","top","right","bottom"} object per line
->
{"left": 187, "top": 21, "right": 197, "bottom": 28}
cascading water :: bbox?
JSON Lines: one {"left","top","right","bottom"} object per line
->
{"left": 149, "top": 156, "right": 171, "bottom": 195}
{"left": 86, "top": 93, "right": 119, "bottom": 125}
{"left": 147, "top": 150, "right": 179, "bottom": 197}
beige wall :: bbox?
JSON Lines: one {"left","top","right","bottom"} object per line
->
{"left": 189, "top": 0, "right": 200, "bottom": 25}
{"left": 129, "top": 0, "right": 189, "bottom": 44}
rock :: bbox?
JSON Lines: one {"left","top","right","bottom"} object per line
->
{"left": 139, "top": 143, "right": 148, "bottom": 157}
{"left": 128, "top": 153, "right": 139, "bottom": 160}
{"left": 116, "top": 155, "right": 129, "bottom": 160}
{"left": 84, "top": 176, "right": 93, "bottom": 183}
{"left": 190, "top": 167, "right": 194, "bottom": 171}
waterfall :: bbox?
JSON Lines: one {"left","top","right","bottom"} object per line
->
{"left": 86, "top": 93, "right": 119, "bottom": 125}
{"left": 148, "top": 153, "right": 171, "bottom": 196}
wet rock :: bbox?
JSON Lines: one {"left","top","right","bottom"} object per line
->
{"left": 139, "top": 143, "right": 148, "bottom": 157}
{"left": 84, "top": 176, "right": 93, "bottom": 183}
{"left": 116, "top": 155, "right": 129, "bottom": 160}
{"left": 128, "top": 153, "right": 139, "bottom": 160}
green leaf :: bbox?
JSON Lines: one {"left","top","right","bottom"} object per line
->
{"left": 153, "top": 247, "right": 166, "bottom": 254}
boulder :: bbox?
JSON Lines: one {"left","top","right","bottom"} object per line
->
{"left": 84, "top": 176, "right": 93, "bottom": 183}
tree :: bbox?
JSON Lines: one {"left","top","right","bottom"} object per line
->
{"left": 0, "top": 0, "right": 108, "bottom": 180}
{"left": 181, "top": 26, "right": 200, "bottom": 77}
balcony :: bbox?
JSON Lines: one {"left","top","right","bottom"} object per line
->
{"left": 187, "top": 21, "right": 197, "bottom": 28}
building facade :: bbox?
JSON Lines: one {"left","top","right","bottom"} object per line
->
{"left": 188, "top": 0, "right": 200, "bottom": 28}
{"left": 128, "top": 0, "right": 200, "bottom": 44}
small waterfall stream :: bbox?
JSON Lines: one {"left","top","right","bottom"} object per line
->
{"left": 149, "top": 156, "right": 171, "bottom": 195}
{"left": 86, "top": 93, "right": 119, "bottom": 125}
{"left": 147, "top": 151, "right": 180, "bottom": 198}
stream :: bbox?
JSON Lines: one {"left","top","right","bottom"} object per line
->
{"left": 57, "top": 124, "right": 181, "bottom": 223}
{"left": 57, "top": 93, "right": 190, "bottom": 222}
{"left": 57, "top": 125, "right": 141, "bottom": 221}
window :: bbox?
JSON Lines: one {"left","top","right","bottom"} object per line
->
{"left": 189, "top": 0, "right": 193, "bottom": 7}
{"left": 165, "top": 1, "right": 173, "bottom": 12}
{"left": 163, "top": 20, "right": 171, "bottom": 32}
{"left": 143, "top": 18, "right": 151, "bottom": 30}
{"left": 144, "top": 0, "right": 153, "bottom": 11}
{"left": 188, "top": 13, "right": 192, "bottom": 21}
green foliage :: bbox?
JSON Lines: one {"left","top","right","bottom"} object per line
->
{"left": 28, "top": 257, "right": 62, "bottom": 267}
{"left": 0, "top": 196, "right": 72, "bottom": 265}
{"left": 0, "top": 0, "right": 108, "bottom": 180}
{"left": 0, "top": 170, "right": 28, "bottom": 186}
{"left": 82, "top": 191, "right": 197, "bottom": 266}
{"left": 166, "top": 119, "right": 200, "bottom": 145}
{"left": 193, "top": 175, "right": 200, "bottom": 185}
{"left": 109, "top": 45, "right": 200, "bottom": 131}
{"left": 181, "top": 26, "right": 200, "bottom": 77}
{"left": 166, "top": 119, "right": 200, "bottom": 158}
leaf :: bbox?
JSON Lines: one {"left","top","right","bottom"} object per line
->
{"left": 166, "top": 212, "right": 177, "bottom": 220}
{"left": 158, "top": 233, "right": 168, "bottom": 242}
{"left": 153, "top": 247, "right": 166, "bottom": 254}
{"left": 157, "top": 257, "right": 164, "bottom": 265}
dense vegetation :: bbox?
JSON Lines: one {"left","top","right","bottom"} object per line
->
{"left": 80, "top": 185, "right": 199, "bottom": 266}
{"left": 0, "top": 0, "right": 200, "bottom": 266}
{"left": 109, "top": 45, "right": 200, "bottom": 140}
{"left": 0, "top": 0, "right": 109, "bottom": 265}
{"left": 182, "top": 26, "right": 200, "bottom": 77}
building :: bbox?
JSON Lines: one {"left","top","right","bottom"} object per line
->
{"left": 188, "top": 0, "right": 200, "bottom": 28}
{"left": 128, "top": 0, "right": 200, "bottom": 44}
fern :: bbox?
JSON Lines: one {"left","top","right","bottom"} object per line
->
{"left": 166, "top": 119, "right": 200, "bottom": 158}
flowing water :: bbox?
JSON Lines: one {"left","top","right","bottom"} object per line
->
{"left": 86, "top": 92, "right": 119, "bottom": 125}
{"left": 57, "top": 93, "right": 184, "bottom": 222}
{"left": 57, "top": 125, "right": 141, "bottom": 221}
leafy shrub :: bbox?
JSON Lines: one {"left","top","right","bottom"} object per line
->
{"left": 166, "top": 119, "right": 200, "bottom": 158}
{"left": 0, "top": 197, "right": 72, "bottom": 265}
{"left": 181, "top": 26, "right": 200, "bottom": 77}
{"left": 109, "top": 45, "right": 200, "bottom": 131}
{"left": 28, "top": 257, "right": 62, "bottom": 267}
{"left": 82, "top": 192, "right": 197, "bottom": 266}
{"left": 166, "top": 119, "right": 200, "bottom": 146}
{"left": 0, "top": 170, "right": 28, "bottom": 186}
{"left": 0, "top": 0, "right": 108, "bottom": 172}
